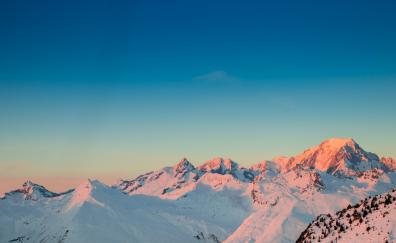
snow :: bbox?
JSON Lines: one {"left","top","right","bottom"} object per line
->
{"left": 283, "top": 137, "right": 383, "bottom": 175}
{"left": 297, "top": 188, "right": 396, "bottom": 243}
{"left": 1, "top": 138, "right": 396, "bottom": 243}
{"left": 0, "top": 177, "right": 249, "bottom": 243}
{"left": 198, "top": 157, "right": 238, "bottom": 173}
{"left": 66, "top": 179, "right": 105, "bottom": 211}
{"left": 382, "top": 157, "right": 396, "bottom": 170}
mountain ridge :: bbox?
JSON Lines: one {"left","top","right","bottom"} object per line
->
{"left": 4, "top": 138, "right": 395, "bottom": 199}
{"left": 1, "top": 137, "right": 396, "bottom": 243}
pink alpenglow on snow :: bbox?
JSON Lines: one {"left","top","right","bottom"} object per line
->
{"left": 1, "top": 138, "right": 396, "bottom": 243}
{"left": 66, "top": 179, "right": 105, "bottom": 211}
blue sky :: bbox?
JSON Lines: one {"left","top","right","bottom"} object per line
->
{"left": 0, "top": 0, "right": 396, "bottom": 188}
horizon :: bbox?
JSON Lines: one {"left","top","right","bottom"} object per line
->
{"left": 1, "top": 1, "right": 396, "bottom": 196}
{"left": 0, "top": 136, "right": 393, "bottom": 194}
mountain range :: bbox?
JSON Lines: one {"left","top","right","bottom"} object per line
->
{"left": 1, "top": 138, "right": 396, "bottom": 243}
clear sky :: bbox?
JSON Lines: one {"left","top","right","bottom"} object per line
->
{"left": 0, "top": 0, "right": 396, "bottom": 192}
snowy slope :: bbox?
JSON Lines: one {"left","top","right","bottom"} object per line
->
{"left": 224, "top": 167, "right": 396, "bottom": 242}
{"left": 223, "top": 138, "right": 396, "bottom": 242}
{"left": 297, "top": 188, "right": 396, "bottom": 243}
{"left": 1, "top": 138, "right": 396, "bottom": 243}
{"left": 0, "top": 178, "right": 251, "bottom": 243}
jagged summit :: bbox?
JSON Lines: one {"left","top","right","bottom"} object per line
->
{"left": 284, "top": 137, "right": 383, "bottom": 175}
{"left": 198, "top": 157, "right": 238, "bottom": 174}
{"left": 173, "top": 157, "right": 195, "bottom": 173}
{"left": 22, "top": 180, "right": 37, "bottom": 188}
{"left": 197, "top": 157, "right": 256, "bottom": 182}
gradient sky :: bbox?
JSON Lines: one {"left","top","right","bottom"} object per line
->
{"left": 1, "top": 0, "right": 396, "bottom": 192}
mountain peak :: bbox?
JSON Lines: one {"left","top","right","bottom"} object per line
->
{"left": 66, "top": 179, "right": 105, "bottom": 210}
{"left": 4, "top": 180, "right": 61, "bottom": 200}
{"left": 76, "top": 179, "right": 106, "bottom": 190}
{"left": 22, "top": 180, "right": 36, "bottom": 188}
{"left": 285, "top": 138, "right": 381, "bottom": 174}
{"left": 173, "top": 158, "right": 195, "bottom": 173}
{"left": 21, "top": 180, "right": 43, "bottom": 193}
{"left": 198, "top": 157, "right": 238, "bottom": 174}
{"left": 320, "top": 137, "right": 357, "bottom": 148}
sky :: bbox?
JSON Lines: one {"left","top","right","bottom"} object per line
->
{"left": 0, "top": 0, "right": 396, "bottom": 193}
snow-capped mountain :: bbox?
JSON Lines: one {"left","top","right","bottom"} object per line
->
{"left": 1, "top": 178, "right": 250, "bottom": 243}
{"left": 118, "top": 157, "right": 202, "bottom": 198}
{"left": 280, "top": 138, "right": 386, "bottom": 175}
{"left": 1, "top": 138, "right": 396, "bottom": 243}
{"left": 2, "top": 180, "right": 73, "bottom": 201}
{"left": 297, "top": 188, "right": 396, "bottom": 243}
